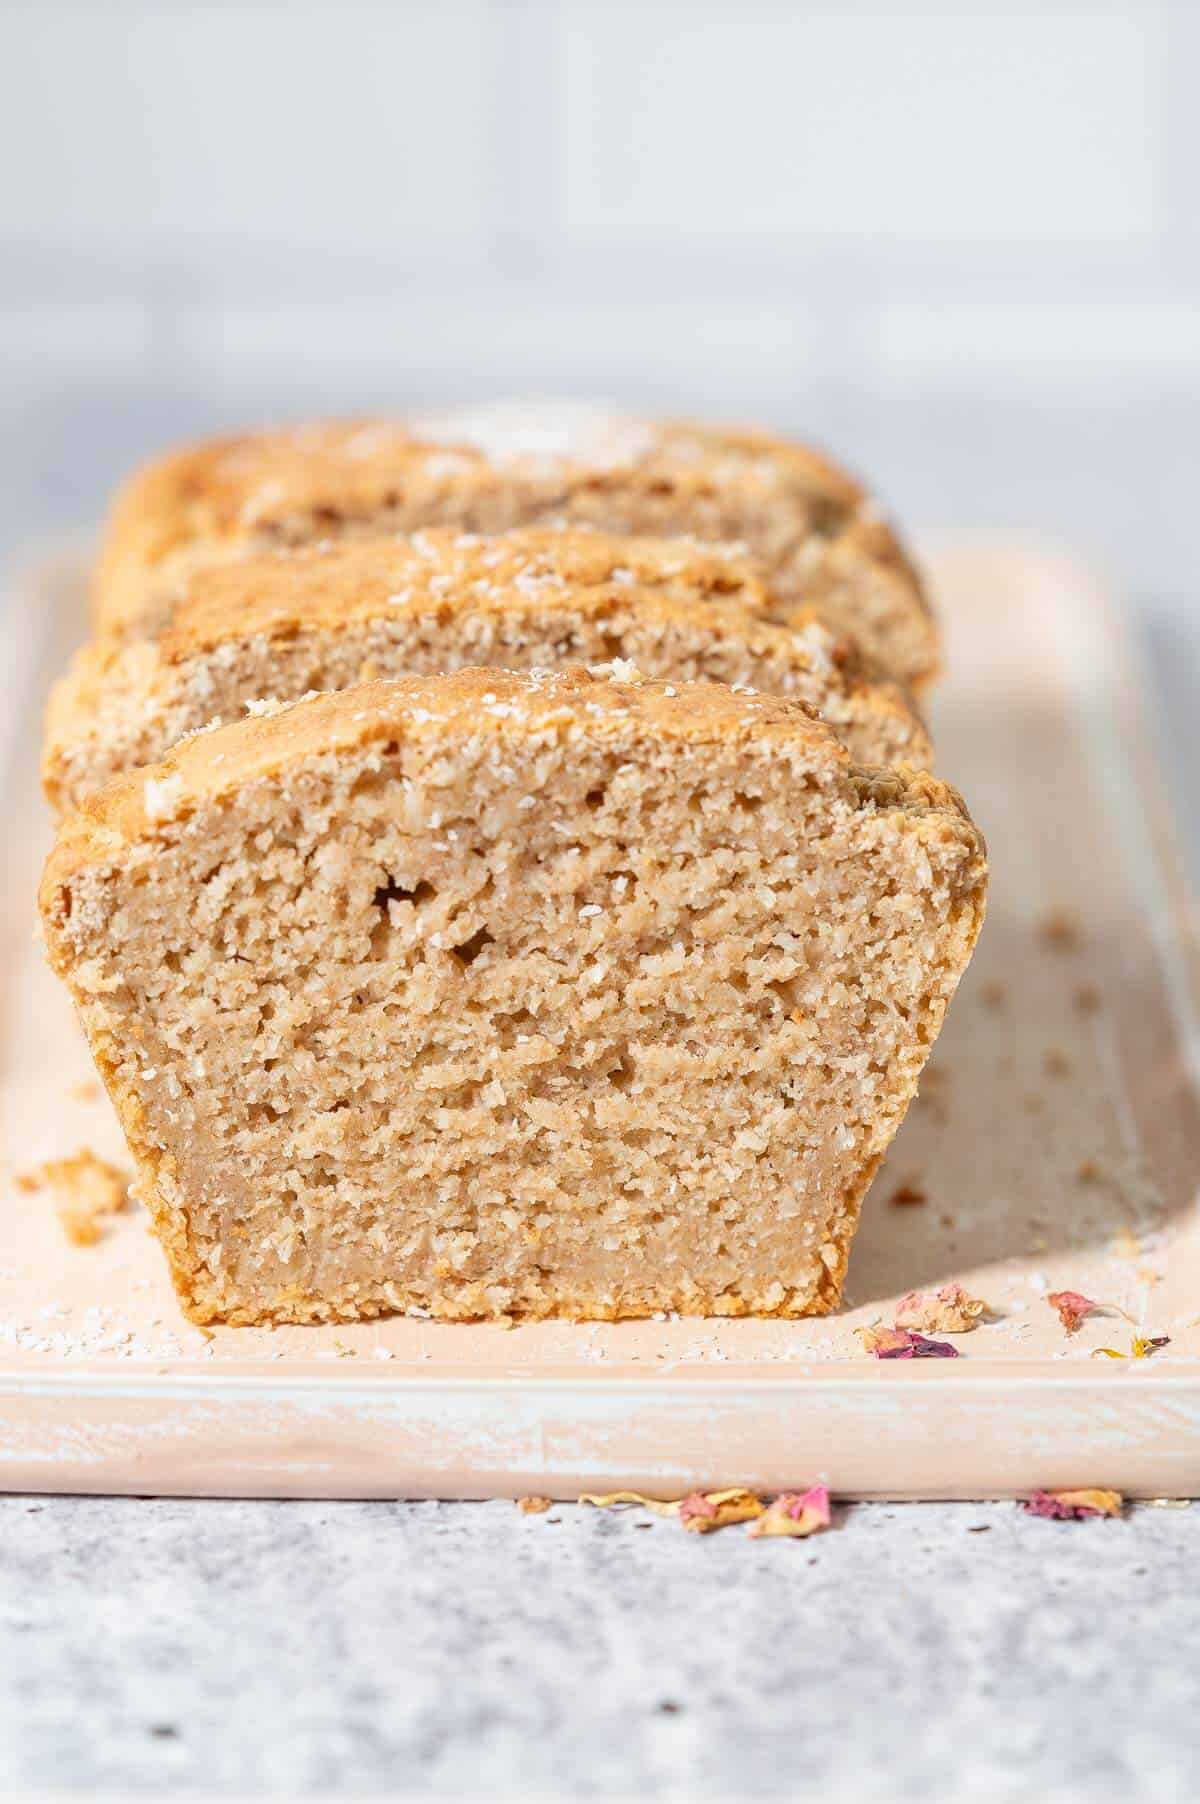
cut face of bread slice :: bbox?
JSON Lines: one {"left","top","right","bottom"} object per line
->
{"left": 93, "top": 404, "right": 938, "bottom": 689}
{"left": 40, "top": 667, "right": 986, "bottom": 1327}
{"left": 46, "top": 527, "right": 932, "bottom": 815}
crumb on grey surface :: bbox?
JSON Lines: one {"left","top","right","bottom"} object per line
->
{"left": 0, "top": 1497, "right": 1198, "bottom": 1800}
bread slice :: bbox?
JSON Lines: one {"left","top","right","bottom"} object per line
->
{"left": 92, "top": 404, "right": 938, "bottom": 689}
{"left": 46, "top": 527, "right": 932, "bottom": 815}
{"left": 40, "top": 666, "right": 985, "bottom": 1326}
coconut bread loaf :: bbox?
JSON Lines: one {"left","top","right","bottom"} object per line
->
{"left": 40, "top": 666, "right": 985, "bottom": 1326}
{"left": 92, "top": 404, "right": 938, "bottom": 690}
{"left": 45, "top": 526, "right": 932, "bottom": 815}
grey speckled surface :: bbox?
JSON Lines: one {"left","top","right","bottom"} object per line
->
{"left": 1, "top": 1494, "right": 1198, "bottom": 1801}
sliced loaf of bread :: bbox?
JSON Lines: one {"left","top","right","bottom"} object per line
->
{"left": 46, "top": 527, "right": 931, "bottom": 814}
{"left": 92, "top": 405, "right": 938, "bottom": 689}
{"left": 40, "top": 667, "right": 985, "bottom": 1326}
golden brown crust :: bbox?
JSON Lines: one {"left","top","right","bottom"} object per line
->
{"left": 45, "top": 528, "right": 933, "bottom": 815}
{"left": 92, "top": 409, "right": 939, "bottom": 687}
{"left": 156, "top": 526, "right": 774, "bottom": 659}
{"left": 41, "top": 665, "right": 977, "bottom": 914}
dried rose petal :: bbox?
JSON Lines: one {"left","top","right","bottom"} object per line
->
{"left": 1047, "top": 1290, "right": 1102, "bottom": 1334}
{"left": 579, "top": 1491, "right": 681, "bottom": 1517}
{"left": 1024, "top": 1488, "right": 1123, "bottom": 1520}
{"left": 678, "top": 1488, "right": 764, "bottom": 1533}
{"left": 748, "top": 1485, "right": 832, "bottom": 1539}
{"left": 859, "top": 1324, "right": 959, "bottom": 1359}
{"left": 580, "top": 1486, "right": 765, "bottom": 1529}
{"left": 516, "top": 1495, "right": 552, "bottom": 1515}
{"left": 1092, "top": 1335, "right": 1170, "bottom": 1361}
{"left": 859, "top": 1324, "right": 915, "bottom": 1358}
{"left": 906, "top": 1332, "right": 960, "bottom": 1358}
{"left": 895, "top": 1283, "right": 986, "bottom": 1334}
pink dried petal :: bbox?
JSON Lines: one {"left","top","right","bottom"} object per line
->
{"left": 580, "top": 1488, "right": 765, "bottom": 1531}
{"left": 906, "top": 1332, "right": 960, "bottom": 1358}
{"left": 748, "top": 1485, "right": 832, "bottom": 1540}
{"left": 678, "top": 1488, "right": 764, "bottom": 1533}
{"left": 860, "top": 1325, "right": 915, "bottom": 1358}
{"left": 860, "top": 1325, "right": 960, "bottom": 1360}
{"left": 1024, "top": 1488, "right": 1123, "bottom": 1520}
{"left": 785, "top": 1484, "right": 832, "bottom": 1527}
{"left": 1024, "top": 1490, "right": 1074, "bottom": 1519}
{"left": 1046, "top": 1290, "right": 1102, "bottom": 1335}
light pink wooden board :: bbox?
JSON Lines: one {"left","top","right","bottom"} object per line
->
{"left": 3, "top": 540, "right": 1200, "bottom": 1499}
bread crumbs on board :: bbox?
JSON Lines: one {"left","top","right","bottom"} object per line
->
{"left": 1038, "top": 905, "right": 1083, "bottom": 951}
{"left": 888, "top": 1182, "right": 927, "bottom": 1208}
{"left": 16, "top": 1150, "right": 130, "bottom": 1245}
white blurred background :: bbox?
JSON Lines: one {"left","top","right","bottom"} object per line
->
{"left": 0, "top": 0, "right": 1195, "bottom": 622}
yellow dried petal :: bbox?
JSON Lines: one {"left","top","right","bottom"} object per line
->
{"left": 747, "top": 1486, "right": 832, "bottom": 1539}
{"left": 1047, "top": 1489, "right": 1123, "bottom": 1518}
{"left": 1092, "top": 1335, "right": 1170, "bottom": 1361}
{"left": 678, "top": 1488, "right": 765, "bottom": 1533}
{"left": 579, "top": 1491, "right": 681, "bottom": 1517}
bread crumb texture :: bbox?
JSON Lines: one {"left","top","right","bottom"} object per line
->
{"left": 40, "top": 666, "right": 985, "bottom": 1325}
{"left": 46, "top": 526, "right": 931, "bottom": 814}
{"left": 91, "top": 405, "right": 939, "bottom": 690}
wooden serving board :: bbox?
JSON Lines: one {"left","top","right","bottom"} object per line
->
{"left": 3, "top": 540, "right": 1200, "bottom": 1500}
